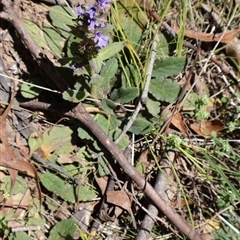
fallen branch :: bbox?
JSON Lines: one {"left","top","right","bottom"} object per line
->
{"left": 136, "top": 151, "right": 176, "bottom": 240}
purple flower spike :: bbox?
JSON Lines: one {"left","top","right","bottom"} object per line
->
{"left": 94, "top": 31, "right": 110, "bottom": 48}
{"left": 98, "top": 0, "right": 112, "bottom": 10}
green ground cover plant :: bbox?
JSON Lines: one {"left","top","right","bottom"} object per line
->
{"left": 0, "top": 0, "right": 240, "bottom": 239}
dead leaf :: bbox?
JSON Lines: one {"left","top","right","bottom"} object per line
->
{"left": 1, "top": 189, "right": 30, "bottom": 220}
{"left": 0, "top": 172, "right": 6, "bottom": 181}
{"left": 200, "top": 120, "right": 224, "bottom": 136}
{"left": 225, "top": 37, "right": 240, "bottom": 65}
{"left": 58, "top": 154, "right": 85, "bottom": 164}
{"left": 202, "top": 218, "right": 221, "bottom": 233}
{"left": 171, "top": 21, "right": 240, "bottom": 43}
{"left": 200, "top": 3, "right": 240, "bottom": 65}
{"left": 171, "top": 112, "right": 188, "bottom": 135}
{"left": 106, "top": 190, "right": 132, "bottom": 213}
{"left": 95, "top": 175, "right": 108, "bottom": 195}
{"left": 13, "top": 190, "right": 31, "bottom": 219}
{"left": 16, "top": 132, "right": 29, "bottom": 159}
{"left": 190, "top": 120, "right": 224, "bottom": 139}
{"left": 114, "top": 206, "right": 124, "bottom": 219}
{"left": 106, "top": 190, "right": 136, "bottom": 228}
{"left": 171, "top": 198, "right": 193, "bottom": 208}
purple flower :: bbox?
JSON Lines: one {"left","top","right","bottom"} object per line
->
{"left": 76, "top": 5, "right": 83, "bottom": 15}
{"left": 86, "top": 6, "right": 97, "bottom": 19}
{"left": 98, "top": 22, "right": 107, "bottom": 28}
{"left": 88, "top": 17, "right": 98, "bottom": 30}
{"left": 98, "top": 0, "right": 111, "bottom": 10}
{"left": 70, "top": 62, "right": 83, "bottom": 70}
{"left": 94, "top": 31, "right": 110, "bottom": 48}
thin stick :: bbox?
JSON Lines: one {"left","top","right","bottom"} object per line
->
{"left": 115, "top": 29, "right": 159, "bottom": 143}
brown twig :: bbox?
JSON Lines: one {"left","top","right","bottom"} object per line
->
{"left": 31, "top": 0, "right": 79, "bottom": 6}
{"left": 136, "top": 151, "right": 176, "bottom": 240}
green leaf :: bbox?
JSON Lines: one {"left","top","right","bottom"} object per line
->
{"left": 98, "top": 41, "right": 125, "bottom": 61}
{"left": 26, "top": 214, "right": 46, "bottom": 230}
{"left": 129, "top": 117, "right": 154, "bottom": 135}
{"left": 123, "top": 19, "right": 142, "bottom": 51}
{"left": 40, "top": 172, "right": 96, "bottom": 203}
{"left": 156, "top": 33, "right": 171, "bottom": 58}
{"left": 62, "top": 89, "right": 86, "bottom": 102}
{"left": 9, "top": 232, "right": 32, "bottom": 240}
{"left": 100, "top": 23, "right": 114, "bottom": 36}
{"left": 42, "top": 22, "right": 66, "bottom": 58}
{"left": 40, "top": 171, "right": 76, "bottom": 203}
{"left": 136, "top": 162, "right": 146, "bottom": 175}
{"left": 90, "top": 74, "right": 103, "bottom": 85}
{"left": 212, "top": 226, "right": 240, "bottom": 240}
{"left": 49, "top": 6, "right": 75, "bottom": 38}
{"left": 28, "top": 125, "right": 74, "bottom": 158}
{"left": 20, "top": 77, "right": 45, "bottom": 99}
{"left": 77, "top": 127, "right": 94, "bottom": 141}
{"left": 98, "top": 156, "right": 110, "bottom": 176}
{"left": 23, "top": 19, "right": 49, "bottom": 50}
{"left": 1, "top": 176, "right": 12, "bottom": 193}
{"left": 96, "top": 114, "right": 108, "bottom": 133}
{"left": 28, "top": 132, "right": 43, "bottom": 157}
{"left": 113, "top": 128, "right": 129, "bottom": 151}
{"left": 146, "top": 97, "right": 161, "bottom": 116}
{"left": 80, "top": 186, "right": 96, "bottom": 201}
{"left": 97, "top": 58, "right": 118, "bottom": 88}
{"left": 149, "top": 78, "right": 180, "bottom": 103}
{"left": 182, "top": 92, "right": 198, "bottom": 108}
{"left": 101, "top": 99, "right": 117, "bottom": 115}
{"left": 116, "top": 0, "right": 147, "bottom": 30}
{"left": 89, "top": 56, "right": 103, "bottom": 74}
{"left": 1, "top": 176, "right": 28, "bottom": 195}
{"left": 90, "top": 58, "right": 118, "bottom": 98}
{"left": 152, "top": 57, "right": 187, "bottom": 79}
{"left": 49, "top": 219, "right": 77, "bottom": 240}
{"left": 96, "top": 75, "right": 118, "bottom": 99}
{"left": 109, "top": 115, "right": 121, "bottom": 131}
{"left": 121, "top": 64, "right": 140, "bottom": 88}
{"left": 63, "top": 164, "right": 79, "bottom": 176}
{"left": 111, "top": 87, "right": 138, "bottom": 104}
{"left": 65, "top": 34, "right": 83, "bottom": 59}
